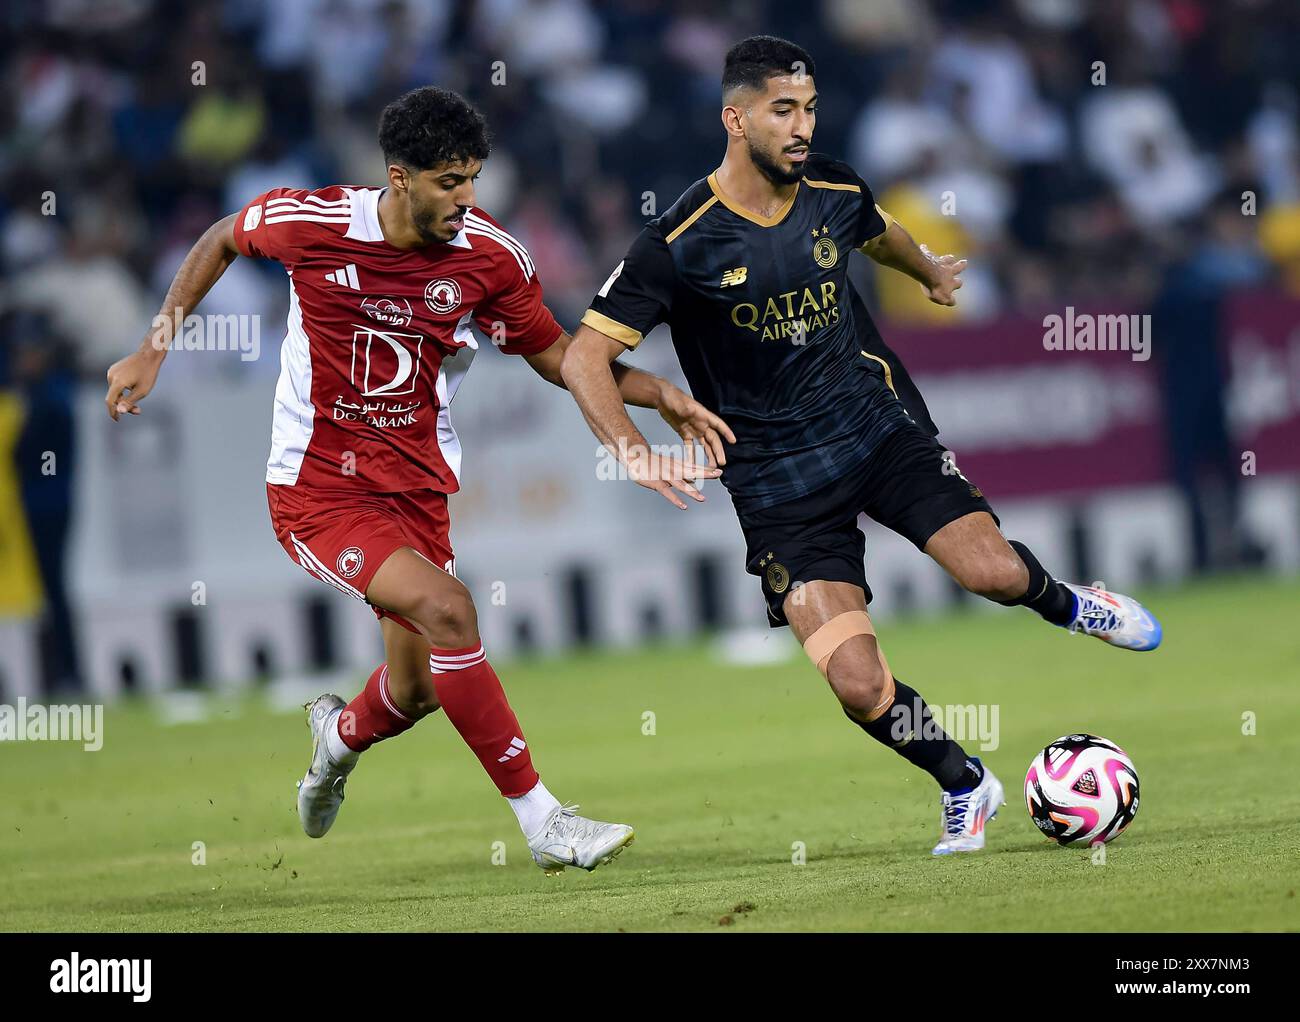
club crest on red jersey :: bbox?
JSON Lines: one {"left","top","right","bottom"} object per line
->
{"left": 336, "top": 547, "right": 364, "bottom": 579}
{"left": 424, "top": 278, "right": 462, "bottom": 314}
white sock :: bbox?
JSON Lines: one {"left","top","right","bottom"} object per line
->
{"left": 508, "top": 779, "right": 560, "bottom": 838}
{"left": 323, "top": 709, "right": 360, "bottom": 767}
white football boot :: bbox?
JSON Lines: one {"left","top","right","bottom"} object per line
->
{"left": 528, "top": 804, "right": 635, "bottom": 875}
{"left": 1061, "top": 583, "right": 1163, "bottom": 651}
{"left": 932, "top": 759, "right": 1005, "bottom": 856}
{"left": 296, "top": 694, "right": 356, "bottom": 838}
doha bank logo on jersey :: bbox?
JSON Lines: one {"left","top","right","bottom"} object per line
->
{"left": 351, "top": 327, "right": 425, "bottom": 397}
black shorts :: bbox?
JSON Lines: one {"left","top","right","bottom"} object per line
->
{"left": 737, "top": 422, "right": 998, "bottom": 627}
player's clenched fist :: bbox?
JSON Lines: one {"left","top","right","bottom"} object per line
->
{"left": 105, "top": 347, "right": 164, "bottom": 421}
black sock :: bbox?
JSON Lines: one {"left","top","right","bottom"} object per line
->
{"left": 999, "top": 540, "right": 1076, "bottom": 626}
{"left": 847, "top": 679, "right": 983, "bottom": 791}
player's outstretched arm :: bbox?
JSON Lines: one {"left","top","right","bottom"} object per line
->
{"left": 105, "top": 212, "right": 241, "bottom": 420}
{"left": 561, "top": 324, "right": 731, "bottom": 510}
{"left": 524, "top": 328, "right": 662, "bottom": 407}
{"left": 861, "top": 220, "right": 967, "bottom": 307}
{"left": 527, "top": 330, "right": 730, "bottom": 451}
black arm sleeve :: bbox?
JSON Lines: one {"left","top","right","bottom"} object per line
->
{"left": 852, "top": 172, "right": 889, "bottom": 248}
{"left": 580, "top": 225, "right": 675, "bottom": 349}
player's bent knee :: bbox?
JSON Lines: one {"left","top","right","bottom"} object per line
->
{"left": 410, "top": 580, "right": 479, "bottom": 647}
{"left": 805, "top": 610, "right": 873, "bottom": 676}
{"left": 804, "top": 612, "right": 896, "bottom": 720}
{"left": 830, "top": 651, "right": 894, "bottom": 722}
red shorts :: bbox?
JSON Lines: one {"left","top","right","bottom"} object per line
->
{"left": 267, "top": 483, "right": 454, "bottom": 633}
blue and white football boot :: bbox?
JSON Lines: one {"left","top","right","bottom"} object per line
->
{"left": 1061, "top": 583, "right": 1163, "bottom": 651}
{"left": 933, "top": 758, "right": 1005, "bottom": 856}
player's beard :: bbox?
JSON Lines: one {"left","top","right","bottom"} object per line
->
{"left": 749, "top": 138, "right": 806, "bottom": 186}
{"left": 412, "top": 201, "right": 458, "bottom": 244}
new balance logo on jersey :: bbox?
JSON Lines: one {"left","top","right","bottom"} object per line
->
{"left": 497, "top": 736, "right": 527, "bottom": 763}
{"left": 720, "top": 267, "right": 748, "bottom": 287}
{"left": 326, "top": 264, "right": 360, "bottom": 289}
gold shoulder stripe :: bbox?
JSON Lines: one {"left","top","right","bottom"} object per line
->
{"left": 581, "top": 309, "right": 644, "bottom": 349}
{"left": 860, "top": 351, "right": 896, "bottom": 396}
{"left": 804, "top": 178, "right": 861, "bottom": 192}
{"left": 857, "top": 205, "right": 898, "bottom": 253}
{"left": 665, "top": 195, "right": 719, "bottom": 244}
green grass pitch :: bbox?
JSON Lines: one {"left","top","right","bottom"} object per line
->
{"left": 2, "top": 576, "right": 1298, "bottom": 931}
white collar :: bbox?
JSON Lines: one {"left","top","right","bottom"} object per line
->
{"left": 346, "top": 186, "right": 470, "bottom": 248}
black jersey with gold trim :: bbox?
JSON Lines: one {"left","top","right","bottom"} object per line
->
{"left": 582, "top": 153, "right": 937, "bottom": 514}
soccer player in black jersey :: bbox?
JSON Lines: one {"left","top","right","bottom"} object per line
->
{"left": 562, "top": 36, "right": 1162, "bottom": 854}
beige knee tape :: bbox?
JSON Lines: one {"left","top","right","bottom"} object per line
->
{"left": 804, "top": 611, "right": 896, "bottom": 719}
{"left": 864, "top": 661, "right": 896, "bottom": 721}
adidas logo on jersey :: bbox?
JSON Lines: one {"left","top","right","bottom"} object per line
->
{"left": 496, "top": 736, "right": 527, "bottom": 763}
{"left": 326, "top": 264, "right": 360, "bottom": 289}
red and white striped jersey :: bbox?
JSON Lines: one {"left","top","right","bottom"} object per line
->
{"left": 233, "top": 185, "right": 562, "bottom": 493}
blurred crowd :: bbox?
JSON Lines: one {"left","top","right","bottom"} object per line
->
{"left": 2, "top": 0, "right": 1299, "bottom": 380}
{"left": 3, "top": 0, "right": 1295, "bottom": 692}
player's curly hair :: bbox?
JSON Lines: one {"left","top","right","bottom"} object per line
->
{"left": 722, "top": 35, "right": 815, "bottom": 95}
{"left": 378, "top": 87, "right": 492, "bottom": 172}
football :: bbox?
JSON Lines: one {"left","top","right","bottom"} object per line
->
{"left": 1024, "top": 734, "right": 1140, "bottom": 846}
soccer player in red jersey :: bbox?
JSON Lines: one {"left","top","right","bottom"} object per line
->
{"left": 104, "top": 87, "right": 725, "bottom": 874}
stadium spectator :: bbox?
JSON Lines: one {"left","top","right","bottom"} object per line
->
{"left": 11, "top": 314, "right": 83, "bottom": 693}
{"left": 0, "top": 0, "right": 1292, "bottom": 444}
{"left": 1153, "top": 189, "right": 1272, "bottom": 572}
